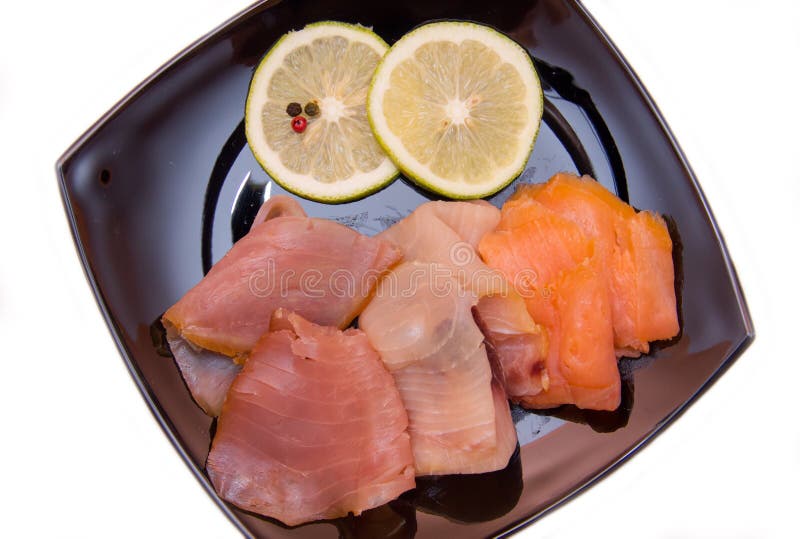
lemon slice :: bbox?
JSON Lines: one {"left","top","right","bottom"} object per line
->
{"left": 368, "top": 22, "right": 543, "bottom": 199}
{"left": 245, "top": 22, "right": 398, "bottom": 203}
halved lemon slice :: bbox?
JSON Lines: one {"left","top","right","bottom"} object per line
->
{"left": 245, "top": 22, "right": 398, "bottom": 203}
{"left": 368, "top": 21, "right": 543, "bottom": 199}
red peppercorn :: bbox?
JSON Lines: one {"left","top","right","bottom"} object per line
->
{"left": 291, "top": 116, "right": 307, "bottom": 133}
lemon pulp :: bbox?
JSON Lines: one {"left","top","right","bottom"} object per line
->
{"left": 368, "top": 22, "right": 543, "bottom": 199}
{"left": 246, "top": 22, "right": 398, "bottom": 202}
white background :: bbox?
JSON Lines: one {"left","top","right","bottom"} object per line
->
{"left": 1, "top": 1, "right": 798, "bottom": 537}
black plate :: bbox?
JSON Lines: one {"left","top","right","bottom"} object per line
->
{"left": 56, "top": 0, "right": 754, "bottom": 537}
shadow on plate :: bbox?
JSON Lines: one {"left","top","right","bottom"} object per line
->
{"left": 405, "top": 445, "right": 524, "bottom": 524}
{"left": 535, "top": 373, "right": 634, "bottom": 433}
{"left": 335, "top": 499, "right": 417, "bottom": 539}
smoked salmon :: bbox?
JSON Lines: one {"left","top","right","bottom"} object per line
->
{"left": 207, "top": 310, "right": 414, "bottom": 526}
{"left": 478, "top": 173, "right": 679, "bottom": 411}
{"left": 527, "top": 173, "right": 678, "bottom": 356}
{"left": 479, "top": 190, "right": 621, "bottom": 411}
{"left": 519, "top": 256, "right": 620, "bottom": 410}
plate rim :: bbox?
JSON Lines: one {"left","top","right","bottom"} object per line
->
{"left": 55, "top": 1, "right": 756, "bottom": 537}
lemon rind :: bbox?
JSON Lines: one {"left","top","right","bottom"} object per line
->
{"left": 245, "top": 21, "right": 399, "bottom": 203}
{"left": 367, "top": 21, "right": 543, "bottom": 200}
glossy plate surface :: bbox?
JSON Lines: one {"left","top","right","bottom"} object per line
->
{"left": 57, "top": 0, "right": 754, "bottom": 537}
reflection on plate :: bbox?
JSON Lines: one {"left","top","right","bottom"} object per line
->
{"left": 57, "top": 0, "right": 753, "bottom": 537}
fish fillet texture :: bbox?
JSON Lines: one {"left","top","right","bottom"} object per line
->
{"left": 473, "top": 292, "right": 549, "bottom": 399}
{"left": 378, "top": 201, "right": 506, "bottom": 296}
{"left": 163, "top": 196, "right": 401, "bottom": 359}
{"left": 480, "top": 190, "right": 620, "bottom": 410}
{"left": 164, "top": 322, "right": 241, "bottom": 416}
{"left": 381, "top": 201, "right": 549, "bottom": 399}
{"left": 206, "top": 310, "right": 414, "bottom": 526}
{"left": 361, "top": 262, "right": 517, "bottom": 475}
{"left": 163, "top": 197, "right": 401, "bottom": 416}
{"left": 479, "top": 173, "right": 679, "bottom": 411}
{"left": 527, "top": 173, "right": 678, "bottom": 355}
{"left": 518, "top": 257, "right": 620, "bottom": 410}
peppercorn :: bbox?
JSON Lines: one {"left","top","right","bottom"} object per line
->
{"left": 304, "top": 101, "right": 320, "bottom": 117}
{"left": 286, "top": 102, "right": 302, "bottom": 117}
{"left": 291, "top": 116, "right": 307, "bottom": 133}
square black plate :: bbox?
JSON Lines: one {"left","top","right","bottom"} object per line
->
{"left": 57, "top": 1, "right": 754, "bottom": 537}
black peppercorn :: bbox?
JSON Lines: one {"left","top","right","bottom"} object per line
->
{"left": 304, "top": 101, "right": 320, "bottom": 117}
{"left": 286, "top": 102, "right": 302, "bottom": 117}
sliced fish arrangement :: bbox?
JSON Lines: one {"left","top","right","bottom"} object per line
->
{"left": 479, "top": 173, "right": 679, "bottom": 410}
{"left": 206, "top": 310, "right": 414, "bottom": 524}
{"left": 161, "top": 170, "right": 678, "bottom": 526}
{"left": 160, "top": 16, "right": 678, "bottom": 527}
